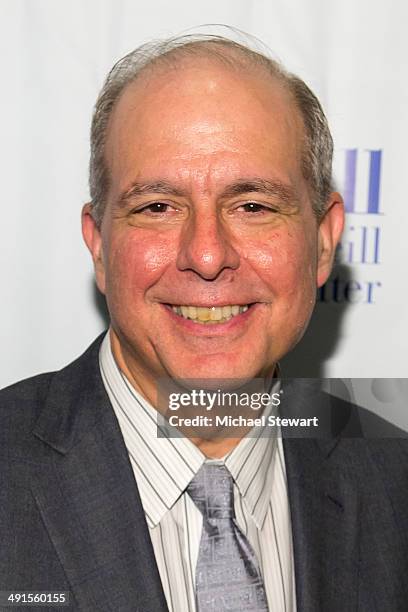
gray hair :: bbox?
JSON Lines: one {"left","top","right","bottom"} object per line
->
{"left": 89, "top": 34, "right": 334, "bottom": 226}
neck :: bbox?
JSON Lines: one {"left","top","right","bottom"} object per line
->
{"left": 191, "top": 436, "right": 244, "bottom": 458}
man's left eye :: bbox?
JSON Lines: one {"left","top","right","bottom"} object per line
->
{"left": 239, "top": 202, "right": 276, "bottom": 213}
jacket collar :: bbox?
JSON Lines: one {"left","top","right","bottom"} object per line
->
{"left": 281, "top": 379, "right": 363, "bottom": 611}
{"left": 32, "top": 333, "right": 108, "bottom": 455}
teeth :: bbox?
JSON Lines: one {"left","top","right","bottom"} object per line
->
{"left": 222, "top": 306, "right": 231, "bottom": 318}
{"left": 210, "top": 307, "right": 222, "bottom": 321}
{"left": 188, "top": 306, "right": 197, "bottom": 319}
{"left": 171, "top": 304, "right": 251, "bottom": 324}
{"left": 197, "top": 307, "right": 211, "bottom": 321}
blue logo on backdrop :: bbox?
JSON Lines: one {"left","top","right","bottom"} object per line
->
{"left": 343, "top": 149, "right": 382, "bottom": 215}
{"left": 318, "top": 148, "right": 383, "bottom": 305}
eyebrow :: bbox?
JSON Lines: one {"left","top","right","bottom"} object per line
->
{"left": 219, "top": 178, "right": 299, "bottom": 205}
{"left": 117, "top": 181, "right": 186, "bottom": 206}
{"left": 116, "top": 177, "right": 299, "bottom": 208}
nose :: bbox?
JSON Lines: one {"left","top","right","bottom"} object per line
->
{"left": 176, "top": 210, "right": 240, "bottom": 280}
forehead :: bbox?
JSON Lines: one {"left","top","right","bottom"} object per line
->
{"left": 105, "top": 56, "right": 306, "bottom": 192}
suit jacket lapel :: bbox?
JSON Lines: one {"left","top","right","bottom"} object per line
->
{"left": 283, "top": 437, "right": 360, "bottom": 612}
{"left": 281, "top": 381, "right": 363, "bottom": 612}
{"left": 30, "top": 335, "right": 168, "bottom": 612}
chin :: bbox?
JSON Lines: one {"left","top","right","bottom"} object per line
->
{"left": 164, "top": 355, "right": 264, "bottom": 386}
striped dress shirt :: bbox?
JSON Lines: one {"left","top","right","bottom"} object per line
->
{"left": 99, "top": 332, "right": 296, "bottom": 612}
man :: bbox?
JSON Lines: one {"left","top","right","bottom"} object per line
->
{"left": 1, "top": 34, "right": 407, "bottom": 612}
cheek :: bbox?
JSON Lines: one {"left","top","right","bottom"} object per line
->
{"left": 104, "top": 231, "right": 174, "bottom": 303}
{"left": 243, "top": 229, "right": 318, "bottom": 298}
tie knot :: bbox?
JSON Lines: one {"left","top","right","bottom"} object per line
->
{"left": 187, "top": 463, "right": 235, "bottom": 520}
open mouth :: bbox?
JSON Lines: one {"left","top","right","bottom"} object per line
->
{"left": 169, "top": 304, "right": 254, "bottom": 324}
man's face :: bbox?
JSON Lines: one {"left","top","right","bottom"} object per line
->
{"left": 83, "top": 58, "right": 343, "bottom": 390}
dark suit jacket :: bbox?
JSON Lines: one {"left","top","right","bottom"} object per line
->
{"left": 1, "top": 334, "right": 408, "bottom": 611}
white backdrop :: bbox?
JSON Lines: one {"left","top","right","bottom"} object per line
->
{"left": 1, "top": 0, "right": 407, "bottom": 388}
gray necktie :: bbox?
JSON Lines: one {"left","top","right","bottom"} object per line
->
{"left": 187, "top": 463, "right": 269, "bottom": 611}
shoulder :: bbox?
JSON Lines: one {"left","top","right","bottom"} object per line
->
{"left": 0, "top": 372, "right": 56, "bottom": 437}
{"left": 0, "top": 370, "right": 55, "bottom": 402}
{"left": 0, "top": 333, "right": 107, "bottom": 456}
{"left": 325, "top": 400, "right": 408, "bottom": 502}
{"left": 328, "top": 392, "right": 408, "bottom": 469}
{"left": 284, "top": 379, "right": 408, "bottom": 481}
{"left": 0, "top": 372, "right": 60, "bottom": 499}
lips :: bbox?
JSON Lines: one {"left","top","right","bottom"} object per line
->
{"left": 170, "top": 304, "right": 251, "bottom": 324}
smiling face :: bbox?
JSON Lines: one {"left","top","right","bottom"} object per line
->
{"left": 82, "top": 57, "right": 344, "bottom": 400}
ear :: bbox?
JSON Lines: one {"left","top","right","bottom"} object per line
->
{"left": 316, "top": 192, "right": 345, "bottom": 287}
{"left": 81, "top": 203, "right": 106, "bottom": 294}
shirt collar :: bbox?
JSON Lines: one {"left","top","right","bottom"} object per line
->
{"left": 99, "top": 331, "right": 279, "bottom": 529}
{"left": 224, "top": 379, "right": 280, "bottom": 529}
